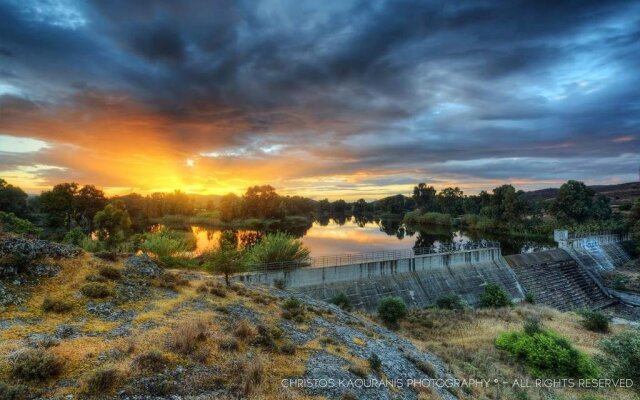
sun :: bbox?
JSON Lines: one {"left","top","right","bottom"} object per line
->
{"left": 186, "top": 158, "right": 195, "bottom": 167}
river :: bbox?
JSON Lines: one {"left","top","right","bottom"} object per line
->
{"left": 189, "top": 217, "right": 555, "bottom": 257}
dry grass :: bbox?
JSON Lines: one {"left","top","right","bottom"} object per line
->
{"left": 168, "top": 319, "right": 208, "bottom": 355}
{"left": 0, "top": 255, "right": 316, "bottom": 400}
{"left": 395, "top": 305, "right": 636, "bottom": 400}
{"left": 233, "top": 319, "right": 257, "bottom": 341}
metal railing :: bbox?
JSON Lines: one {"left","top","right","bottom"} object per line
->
{"left": 248, "top": 240, "right": 500, "bottom": 272}
{"left": 567, "top": 231, "right": 629, "bottom": 240}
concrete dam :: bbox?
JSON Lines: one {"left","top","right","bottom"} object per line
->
{"left": 237, "top": 232, "right": 635, "bottom": 312}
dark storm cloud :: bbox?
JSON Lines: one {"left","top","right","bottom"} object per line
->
{"left": 0, "top": 0, "right": 639, "bottom": 194}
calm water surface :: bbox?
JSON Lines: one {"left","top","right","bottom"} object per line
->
{"left": 190, "top": 218, "right": 555, "bottom": 257}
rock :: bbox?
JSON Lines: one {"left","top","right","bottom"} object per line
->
{"left": 29, "top": 263, "right": 61, "bottom": 277}
{"left": 87, "top": 301, "right": 135, "bottom": 322}
{"left": 0, "top": 237, "right": 81, "bottom": 260}
{"left": 123, "top": 254, "right": 163, "bottom": 278}
{"left": 54, "top": 324, "right": 79, "bottom": 339}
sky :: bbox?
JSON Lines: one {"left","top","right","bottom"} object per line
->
{"left": 0, "top": 0, "right": 639, "bottom": 200}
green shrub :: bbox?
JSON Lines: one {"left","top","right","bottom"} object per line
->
{"left": 281, "top": 297, "right": 305, "bottom": 322}
{"left": 141, "top": 227, "right": 195, "bottom": 259}
{"left": 377, "top": 296, "right": 408, "bottom": 326}
{"left": 580, "top": 310, "right": 609, "bottom": 333}
{"left": 368, "top": 353, "right": 382, "bottom": 371}
{"left": 273, "top": 278, "right": 286, "bottom": 290}
{"left": 63, "top": 227, "right": 86, "bottom": 246}
{"left": 496, "top": 328, "right": 599, "bottom": 378}
{"left": 403, "top": 211, "right": 452, "bottom": 227}
{"left": 98, "top": 266, "right": 121, "bottom": 280}
{"left": 132, "top": 351, "right": 168, "bottom": 373}
{"left": 523, "top": 317, "right": 543, "bottom": 335}
{"left": 330, "top": 292, "right": 353, "bottom": 311}
{"left": 525, "top": 292, "right": 535, "bottom": 304}
{"left": 42, "top": 297, "right": 73, "bottom": 313}
{"left": 0, "top": 212, "right": 40, "bottom": 235}
{"left": 597, "top": 328, "right": 640, "bottom": 385}
{"left": 479, "top": 283, "right": 512, "bottom": 308}
{"left": 80, "top": 282, "right": 111, "bottom": 298}
{"left": 245, "top": 232, "right": 310, "bottom": 267}
{"left": 12, "top": 350, "right": 62, "bottom": 380}
{"left": 435, "top": 294, "right": 466, "bottom": 310}
{"left": 81, "top": 237, "right": 104, "bottom": 253}
{"left": 85, "top": 368, "right": 120, "bottom": 394}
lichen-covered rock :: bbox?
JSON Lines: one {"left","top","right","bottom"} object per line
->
{"left": 0, "top": 237, "right": 81, "bottom": 260}
{"left": 123, "top": 254, "right": 163, "bottom": 278}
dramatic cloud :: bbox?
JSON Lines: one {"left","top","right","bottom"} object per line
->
{"left": 0, "top": 0, "right": 639, "bottom": 198}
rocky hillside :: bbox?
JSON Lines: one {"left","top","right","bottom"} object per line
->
{"left": 0, "top": 235, "right": 458, "bottom": 400}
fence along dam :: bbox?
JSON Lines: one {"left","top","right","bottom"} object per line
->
{"left": 237, "top": 231, "right": 636, "bottom": 312}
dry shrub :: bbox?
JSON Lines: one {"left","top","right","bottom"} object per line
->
{"left": 233, "top": 320, "right": 257, "bottom": 341}
{"left": 220, "top": 336, "right": 239, "bottom": 352}
{"left": 196, "top": 284, "right": 209, "bottom": 293}
{"left": 228, "top": 356, "right": 264, "bottom": 397}
{"left": 132, "top": 351, "right": 168, "bottom": 373}
{"left": 85, "top": 368, "right": 121, "bottom": 394}
{"left": 169, "top": 320, "right": 208, "bottom": 355}
{"left": 98, "top": 265, "right": 121, "bottom": 280}
{"left": 209, "top": 285, "right": 227, "bottom": 298}
{"left": 42, "top": 297, "right": 73, "bottom": 313}
{"left": 154, "top": 272, "right": 190, "bottom": 291}
{"left": 11, "top": 349, "right": 62, "bottom": 380}
{"left": 80, "top": 282, "right": 111, "bottom": 298}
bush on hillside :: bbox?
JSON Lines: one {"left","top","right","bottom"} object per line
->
{"left": 11, "top": 350, "right": 62, "bottom": 380}
{"left": 80, "top": 282, "right": 111, "bottom": 298}
{"left": 63, "top": 227, "right": 85, "bottom": 246}
{"left": 85, "top": 368, "right": 120, "bottom": 394}
{"left": 496, "top": 327, "right": 599, "bottom": 378}
{"left": 42, "top": 297, "right": 73, "bottom": 313}
{"left": 597, "top": 328, "right": 640, "bottom": 386}
{"left": 435, "top": 294, "right": 466, "bottom": 310}
{"left": 377, "top": 296, "right": 408, "bottom": 327}
{"left": 329, "top": 292, "right": 353, "bottom": 311}
{"left": 0, "top": 212, "right": 40, "bottom": 236}
{"left": 580, "top": 310, "right": 609, "bottom": 333}
{"left": 479, "top": 283, "right": 512, "bottom": 308}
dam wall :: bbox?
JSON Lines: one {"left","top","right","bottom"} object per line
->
{"left": 555, "top": 230, "right": 632, "bottom": 272}
{"left": 294, "top": 258, "right": 525, "bottom": 311}
{"left": 237, "top": 246, "right": 501, "bottom": 288}
{"left": 505, "top": 249, "right": 615, "bottom": 311}
{"left": 237, "top": 246, "right": 525, "bottom": 311}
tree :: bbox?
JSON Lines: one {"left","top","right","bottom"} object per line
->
{"left": 219, "top": 193, "right": 242, "bottom": 222}
{"left": 243, "top": 185, "right": 280, "bottom": 218}
{"left": 483, "top": 184, "right": 530, "bottom": 223}
{"left": 75, "top": 185, "right": 107, "bottom": 231}
{"left": 437, "top": 187, "right": 464, "bottom": 216}
{"left": 0, "top": 179, "right": 28, "bottom": 217}
{"left": 412, "top": 183, "right": 437, "bottom": 211}
{"left": 93, "top": 204, "right": 131, "bottom": 249}
{"left": 550, "top": 180, "right": 596, "bottom": 223}
{"left": 205, "top": 234, "right": 246, "bottom": 286}
{"left": 39, "top": 183, "right": 79, "bottom": 230}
